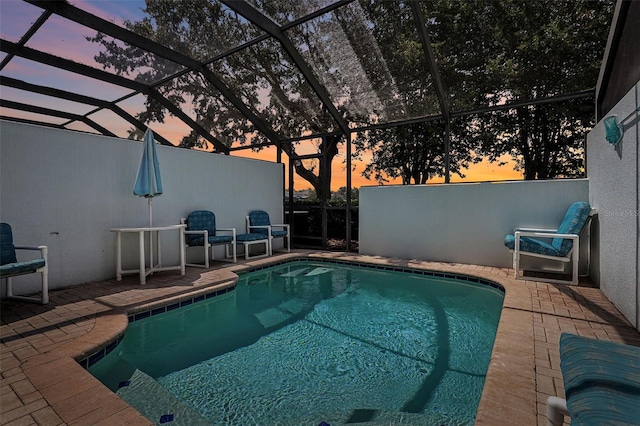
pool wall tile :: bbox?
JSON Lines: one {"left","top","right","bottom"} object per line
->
{"left": 78, "top": 283, "right": 237, "bottom": 369}
{"left": 249, "top": 256, "right": 506, "bottom": 294}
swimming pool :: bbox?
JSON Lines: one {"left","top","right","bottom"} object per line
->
{"left": 89, "top": 260, "right": 504, "bottom": 425}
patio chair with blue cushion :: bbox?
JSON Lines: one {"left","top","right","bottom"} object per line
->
{"left": 1, "top": 223, "right": 49, "bottom": 304}
{"left": 546, "top": 333, "right": 640, "bottom": 426}
{"left": 504, "top": 201, "right": 594, "bottom": 285}
{"left": 181, "top": 211, "right": 236, "bottom": 267}
{"left": 246, "top": 210, "right": 290, "bottom": 256}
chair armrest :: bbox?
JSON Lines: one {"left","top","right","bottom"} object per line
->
{"left": 216, "top": 227, "right": 236, "bottom": 237}
{"left": 515, "top": 231, "right": 578, "bottom": 239}
{"left": 514, "top": 227, "right": 558, "bottom": 233}
{"left": 270, "top": 224, "right": 289, "bottom": 231}
{"left": 13, "top": 245, "right": 48, "bottom": 261}
{"left": 248, "top": 225, "right": 270, "bottom": 231}
{"left": 14, "top": 245, "right": 47, "bottom": 251}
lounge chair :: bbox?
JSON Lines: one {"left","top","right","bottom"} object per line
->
{"left": 181, "top": 211, "right": 236, "bottom": 266}
{"left": 246, "top": 210, "right": 290, "bottom": 256}
{"left": 547, "top": 333, "right": 640, "bottom": 426}
{"left": 0, "top": 223, "right": 49, "bottom": 304}
{"left": 504, "top": 201, "right": 594, "bottom": 285}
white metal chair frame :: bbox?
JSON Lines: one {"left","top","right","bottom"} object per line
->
{"left": 510, "top": 209, "right": 596, "bottom": 286}
{"left": 235, "top": 235, "right": 269, "bottom": 260}
{"left": 180, "top": 218, "right": 236, "bottom": 267}
{"left": 245, "top": 216, "right": 290, "bottom": 256}
{"left": 3, "top": 245, "right": 49, "bottom": 304}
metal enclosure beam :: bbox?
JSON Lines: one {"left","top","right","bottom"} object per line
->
{"left": 0, "top": 40, "right": 226, "bottom": 151}
{"left": 0, "top": 9, "right": 52, "bottom": 71}
{"left": 221, "top": 0, "right": 351, "bottom": 136}
{"left": 409, "top": 2, "right": 451, "bottom": 182}
{"left": 0, "top": 76, "right": 173, "bottom": 146}
{"left": 27, "top": 0, "right": 281, "bottom": 148}
{"left": 1, "top": 99, "right": 115, "bottom": 136}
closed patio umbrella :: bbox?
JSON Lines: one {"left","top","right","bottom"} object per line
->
{"left": 133, "top": 128, "right": 163, "bottom": 226}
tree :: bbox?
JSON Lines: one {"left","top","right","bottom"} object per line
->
{"left": 354, "top": 0, "right": 613, "bottom": 183}
{"left": 426, "top": 0, "right": 615, "bottom": 179}
{"left": 88, "top": 0, "right": 347, "bottom": 200}
{"left": 354, "top": 120, "right": 480, "bottom": 184}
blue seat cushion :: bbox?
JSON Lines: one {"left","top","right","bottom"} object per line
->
{"left": 186, "top": 211, "right": 223, "bottom": 245}
{"left": 248, "top": 210, "right": 271, "bottom": 235}
{"left": 271, "top": 230, "right": 288, "bottom": 238}
{"left": 1, "top": 223, "right": 17, "bottom": 265}
{"left": 504, "top": 234, "right": 560, "bottom": 257}
{"left": 503, "top": 201, "right": 590, "bottom": 257}
{"left": 236, "top": 233, "right": 267, "bottom": 242}
{"left": 208, "top": 235, "right": 233, "bottom": 244}
{"left": 188, "top": 235, "right": 233, "bottom": 246}
{"left": 553, "top": 202, "right": 591, "bottom": 256}
{"left": 559, "top": 333, "right": 640, "bottom": 426}
{"left": 0, "top": 259, "right": 46, "bottom": 277}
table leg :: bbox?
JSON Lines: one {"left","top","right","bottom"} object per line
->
{"left": 179, "top": 227, "right": 185, "bottom": 275}
{"left": 157, "top": 230, "right": 162, "bottom": 269}
{"left": 138, "top": 231, "right": 146, "bottom": 284}
{"left": 116, "top": 231, "right": 122, "bottom": 281}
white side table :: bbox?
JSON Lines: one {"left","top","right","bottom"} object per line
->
{"left": 110, "top": 224, "right": 186, "bottom": 284}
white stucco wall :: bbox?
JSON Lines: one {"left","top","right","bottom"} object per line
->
{"left": 587, "top": 82, "right": 640, "bottom": 329}
{"left": 359, "top": 179, "right": 590, "bottom": 269}
{"left": 0, "top": 121, "right": 284, "bottom": 295}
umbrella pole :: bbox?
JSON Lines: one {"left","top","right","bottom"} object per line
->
{"left": 149, "top": 198, "right": 153, "bottom": 274}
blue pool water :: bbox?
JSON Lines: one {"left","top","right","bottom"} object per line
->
{"left": 89, "top": 260, "right": 504, "bottom": 425}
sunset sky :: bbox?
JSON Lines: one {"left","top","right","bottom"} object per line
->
{"left": 0, "top": 0, "right": 526, "bottom": 190}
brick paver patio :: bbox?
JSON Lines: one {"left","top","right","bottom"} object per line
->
{"left": 2, "top": 251, "right": 639, "bottom": 425}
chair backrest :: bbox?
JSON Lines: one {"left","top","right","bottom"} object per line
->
{"left": 185, "top": 210, "right": 216, "bottom": 245}
{"left": 248, "top": 210, "right": 271, "bottom": 235}
{"left": 552, "top": 201, "right": 592, "bottom": 256}
{"left": 1, "top": 223, "right": 17, "bottom": 265}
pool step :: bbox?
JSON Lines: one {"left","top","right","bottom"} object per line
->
{"left": 280, "top": 267, "right": 333, "bottom": 278}
{"left": 305, "top": 267, "right": 332, "bottom": 276}
{"left": 254, "top": 298, "right": 305, "bottom": 328}
{"left": 280, "top": 267, "right": 310, "bottom": 277}
{"left": 116, "top": 369, "right": 209, "bottom": 425}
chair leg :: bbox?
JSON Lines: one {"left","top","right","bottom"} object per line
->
{"left": 546, "top": 396, "right": 568, "bottom": 426}
{"left": 571, "top": 241, "right": 579, "bottom": 286}
{"left": 4, "top": 272, "right": 49, "bottom": 305}
{"left": 6, "top": 276, "right": 14, "bottom": 297}
{"left": 41, "top": 268, "right": 49, "bottom": 304}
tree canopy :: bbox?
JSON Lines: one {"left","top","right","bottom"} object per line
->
{"left": 89, "top": 0, "right": 615, "bottom": 192}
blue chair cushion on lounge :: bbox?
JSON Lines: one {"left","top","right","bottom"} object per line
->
{"left": 248, "top": 210, "right": 271, "bottom": 236}
{"left": 185, "top": 210, "right": 217, "bottom": 246}
{"left": 504, "top": 234, "right": 559, "bottom": 256}
{"left": 271, "top": 230, "right": 288, "bottom": 238}
{"left": 1, "top": 223, "right": 17, "bottom": 265}
{"left": 559, "top": 333, "right": 640, "bottom": 426}
{"left": 503, "top": 201, "right": 591, "bottom": 257}
{"left": 0, "top": 259, "right": 46, "bottom": 277}
{"left": 236, "top": 233, "right": 268, "bottom": 242}
{"left": 552, "top": 201, "right": 591, "bottom": 256}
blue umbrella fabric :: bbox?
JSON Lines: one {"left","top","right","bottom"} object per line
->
{"left": 133, "top": 128, "right": 163, "bottom": 226}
